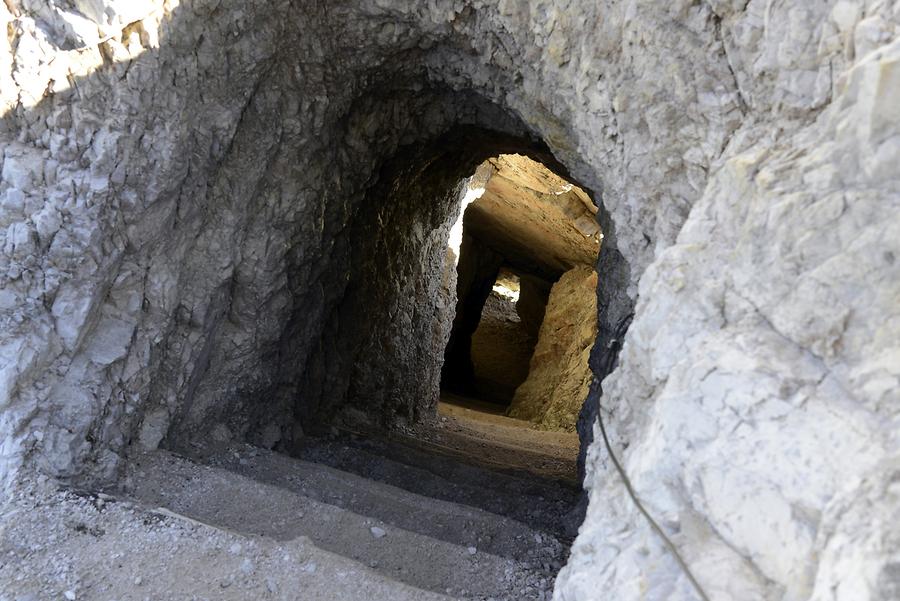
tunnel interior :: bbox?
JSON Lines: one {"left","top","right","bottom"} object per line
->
{"left": 151, "top": 110, "right": 611, "bottom": 463}
{"left": 467, "top": 267, "right": 538, "bottom": 406}
{"left": 440, "top": 154, "right": 601, "bottom": 430}
{"left": 149, "top": 124, "right": 602, "bottom": 596}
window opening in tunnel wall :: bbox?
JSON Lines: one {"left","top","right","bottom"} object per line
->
{"left": 440, "top": 154, "right": 601, "bottom": 434}
{"left": 468, "top": 269, "right": 536, "bottom": 407}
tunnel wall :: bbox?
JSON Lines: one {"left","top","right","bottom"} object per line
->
{"left": 298, "top": 129, "right": 534, "bottom": 432}
{"left": 1, "top": 2, "right": 899, "bottom": 601}
{"left": 508, "top": 265, "right": 597, "bottom": 431}
{"left": 441, "top": 232, "right": 504, "bottom": 396}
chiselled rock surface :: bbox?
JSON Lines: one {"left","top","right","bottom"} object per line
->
{"left": 508, "top": 266, "right": 597, "bottom": 431}
{"left": 0, "top": 1, "right": 898, "bottom": 601}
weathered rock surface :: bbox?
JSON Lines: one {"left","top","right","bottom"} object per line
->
{"left": 0, "top": 1, "right": 898, "bottom": 600}
{"left": 516, "top": 274, "right": 552, "bottom": 339}
{"left": 508, "top": 266, "right": 597, "bottom": 431}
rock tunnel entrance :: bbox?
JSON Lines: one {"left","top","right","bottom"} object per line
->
{"left": 128, "top": 133, "right": 607, "bottom": 600}
{"left": 0, "top": 3, "right": 641, "bottom": 593}
{"left": 5, "top": 2, "right": 893, "bottom": 600}
{"left": 251, "top": 144, "right": 605, "bottom": 599}
{"left": 151, "top": 128, "right": 607, "bottom": 598}
{"left": 216, "top": 120, "right": 624, "bottom": 469}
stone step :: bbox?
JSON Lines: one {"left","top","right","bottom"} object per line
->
{"left": 122, "top": 450, "right": 557, "bottom": 600}
{"left": 2, "top": 477, "right": 453, "bottom": 601}
{"left": 297, "top": 434, "right": 580, "bottom": 539}
{"left": 204, "top": 443, "right": 566, "bottom": 565}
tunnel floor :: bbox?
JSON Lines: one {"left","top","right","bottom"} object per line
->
{"left": 7, "top": 397, "right": 586, "bottom": 600}
{"left": 426, "top": 393, "right": 580, "bottom": 484}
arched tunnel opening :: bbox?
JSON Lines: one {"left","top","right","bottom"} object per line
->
{"left": 256, "top": 136, "right": 607, "bottom": 599}
{"left": 119, "top": 122, "right": 619, "bottom": 600}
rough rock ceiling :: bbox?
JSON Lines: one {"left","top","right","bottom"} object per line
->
{"left": 464, "top": 154, "right": 601, "bottom": 280}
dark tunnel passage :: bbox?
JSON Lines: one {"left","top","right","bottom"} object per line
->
{"left": 263, "top": 135, "right": 609, "bottom": 597}
{"left": 174, "top": 127, "right": 611, "bottom": 598}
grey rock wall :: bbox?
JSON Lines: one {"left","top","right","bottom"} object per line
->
{"left": 1, "top": 1, "right": 898, "bottom": 600}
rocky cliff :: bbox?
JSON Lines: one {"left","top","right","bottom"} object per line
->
{"left": 0, "top": 1, "right": 897, "bottom": 600}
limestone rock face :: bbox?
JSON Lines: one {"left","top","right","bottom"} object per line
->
{"left": 0, "top": 1, "right": 898, "bottom": 600}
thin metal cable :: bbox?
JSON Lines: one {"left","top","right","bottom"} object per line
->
{"left": 595, "top": 406, "right": 711, "bottom": 601}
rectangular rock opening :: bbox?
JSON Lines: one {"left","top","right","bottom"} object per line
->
{"left": 467, "top": 268, "right": 538, "bottom": 407}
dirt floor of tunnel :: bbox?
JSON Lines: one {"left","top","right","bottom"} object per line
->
{"left": 425, "top": 394, "right": 580, "bottom": 485}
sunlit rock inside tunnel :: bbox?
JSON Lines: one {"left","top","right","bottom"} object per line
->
{"left": 1, "top": 1, "right": 899, "bottom": 601}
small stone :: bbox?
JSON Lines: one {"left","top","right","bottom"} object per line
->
{"left": 303, "top": 562, "right": 317, "bottom": 573}
{"left": 133, "top": 576, "right": 142, "bottom": 586}
{"left": 467, "top": 546, "right": 477, "bottom": 555}
{"left": 63, "top": 592, "right": 76, "bottom": 601}
{"left": 370, "top": 526, "right": 386, "bottom": 539}
{"left": 240, "top": 558, "right": 254, "bottom": 574}
{"left": 228, "top": 543, "right": 242, "bottom": 555}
